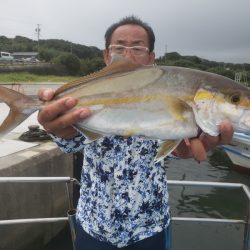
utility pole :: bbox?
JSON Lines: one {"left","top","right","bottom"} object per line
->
{"left": 165, "top": 44, "right": 168, "bottom": 64}
{"left": 35, "top": 24, "right": 41, "bottom": 50}
{"left": 12, "top": 38, "right": 15, "bottom": 52}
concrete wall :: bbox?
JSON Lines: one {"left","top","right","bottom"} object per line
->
{"left": 0, "top": 141, "right": 74, "bottom": 250}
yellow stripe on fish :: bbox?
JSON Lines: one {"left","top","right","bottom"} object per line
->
{"left": 78, "top": 94, "right": 192, "bottom": 122}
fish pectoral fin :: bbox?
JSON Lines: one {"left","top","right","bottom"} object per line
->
{"left": 154, "top": 140, "right": 181, "bottom": 163}
{"left": 75, "top": 126, "right": 103, "bottom": 142}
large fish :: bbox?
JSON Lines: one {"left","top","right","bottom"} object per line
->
{"left": 0, "top": 58, "right": 250, "bottom": 161}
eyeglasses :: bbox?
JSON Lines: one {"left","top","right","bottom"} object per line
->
{"left": 108, "top": 44, "right": 149, "bottom": 56}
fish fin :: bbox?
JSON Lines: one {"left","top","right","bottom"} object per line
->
{"left": 154, "top": 140, "right": 181, "bottom": 163}
{"left": 0, "top": 110, "right": 28, "bottom": 137}
{"left": 0, "top": 86, "right": 37, "bottom": 138}
{"left": 163, "top": 96, "right": 193, "bottom": 121}
{"left": 75, "top": 126, "right": 103, "bottom": 142}
{"left": 55, "top": 56, "right": 142, "bottom": 96}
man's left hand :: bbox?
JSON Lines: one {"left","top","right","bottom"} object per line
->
{"left": 174, "top": 120, "right": 234, "bottom": 161}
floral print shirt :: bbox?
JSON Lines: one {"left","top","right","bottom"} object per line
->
{"left": 53, "top": 134, "right": 171, "bottom": 248}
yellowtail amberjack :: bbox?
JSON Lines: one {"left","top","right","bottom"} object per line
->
{"left": 0, "top": 58, "right": 250, "bottom": 161}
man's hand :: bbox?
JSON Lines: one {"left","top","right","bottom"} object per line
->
{"left": 174, "top": 120, "right": 234, "bottom": 161}
{"left": 37, "top": 88, "right": 91, "bottom": 139}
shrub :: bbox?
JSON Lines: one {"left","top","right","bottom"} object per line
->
{"left": 55, "top": 53, "right": 81, "bottom": 75}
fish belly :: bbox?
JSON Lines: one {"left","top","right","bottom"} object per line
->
{"left": 77, "top": 101, "right": 198, "bottom": 140}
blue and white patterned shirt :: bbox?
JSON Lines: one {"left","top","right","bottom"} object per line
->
{"left": 53, "top": 134, "right": 171, "bottom": 248}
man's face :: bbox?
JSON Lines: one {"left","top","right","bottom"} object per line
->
{"left": 103, "top": 24, "right": 155, "bottom": 66}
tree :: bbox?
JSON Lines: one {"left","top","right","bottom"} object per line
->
{"left": 39, "top": 49, "right": 59, "bottom": 62}
{"left": 57, "top": 53, "right": 81, "bottom": 75}
{"left": 207, "top": 67, "right": 234, "bottom": 79}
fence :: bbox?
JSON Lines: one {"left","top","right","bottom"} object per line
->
{"left": 0, "top": 178, "right": 249, "bottom": 250}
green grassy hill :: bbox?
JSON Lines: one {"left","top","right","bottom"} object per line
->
{"left": 0, "top": 36, "right": 249, "bottom": 86}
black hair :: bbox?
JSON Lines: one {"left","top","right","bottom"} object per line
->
{"left": 104, "top": 15, "right": 155, "bottom": 52}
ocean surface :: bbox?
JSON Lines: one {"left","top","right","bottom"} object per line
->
{"left": 44, "top": 149, "right": 250, "bottom": 250}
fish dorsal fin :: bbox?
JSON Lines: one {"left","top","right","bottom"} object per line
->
{"left": 154, "top": 140, "right": 181, "bottom": 163}
{"left": 55, "top": 56, "right": 142, "bottom": 97}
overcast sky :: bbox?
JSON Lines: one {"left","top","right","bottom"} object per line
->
{"left": 1, "top": 0, "right": 250, "bottom": 63}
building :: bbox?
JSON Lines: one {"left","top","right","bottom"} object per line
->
{"left": 12, "top": 52, "right": 38, "bottom": 60}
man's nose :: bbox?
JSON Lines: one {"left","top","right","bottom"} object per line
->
{"left": 122, "top": 49, "right": 135, "bottom": 61}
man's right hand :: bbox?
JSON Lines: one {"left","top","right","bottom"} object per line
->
{"left": 37, "top": 88, "right": 91, "bottom": 139}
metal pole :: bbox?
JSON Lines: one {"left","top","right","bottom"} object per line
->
{"left": 68, "top": 209, "right": 77, "bottom": 250}
{"left": 65, "top": 182, "right": 73, "bottom": 211}
{"left": 0, "top": 217, "right": 68, "bottom": 225}
{"left": 73, "top": 152, "right": 83, "bottom": 207}
{"left": 168, "top": 180, "right": 250, "bottom": 200}
{"left": 0, "top": 177, "right": 71, "bottom": 183}
{"left": 243, "top": 203, "right": 250, "bottom": 250}
{"left": 65, "top": 179, "right": 77, "bottom": 250}
{"left": 172, "top": 217, "right": 245, "bottom": 224}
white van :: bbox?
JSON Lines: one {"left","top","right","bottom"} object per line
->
{"left": 0, "top": 51, "right": 14, "bottom": 61}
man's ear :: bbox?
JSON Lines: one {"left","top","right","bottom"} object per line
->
{"left": 103, "top": 49, "right": 111, "bottom": 65}
{"left": 148, "top": 51, "right": 155, "bottom": 64}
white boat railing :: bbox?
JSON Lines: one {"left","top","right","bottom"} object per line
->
{"left": 0, "top": 177, "right": 78, "bottom": 225}
{"left": 168, "top": 180, "right": 250, "bottom": 250}
{"left": 0, "top": 178, "right": 249, "bottom": 250}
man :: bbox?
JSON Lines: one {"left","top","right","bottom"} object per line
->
{"left": 38, "top": 16, "right": 233, "bottom": 250}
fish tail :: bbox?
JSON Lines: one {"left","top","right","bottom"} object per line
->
{"left": 0, "top": 85, "right": 39, "bottom": 138}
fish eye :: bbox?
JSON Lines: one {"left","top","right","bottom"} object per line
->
{"left": 230, "top": 94, "right": 241, "bottom": 104}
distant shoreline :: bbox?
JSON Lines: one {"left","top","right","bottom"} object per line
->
{"left": 0, "top": 82, "right": 65, "bottom": 85}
